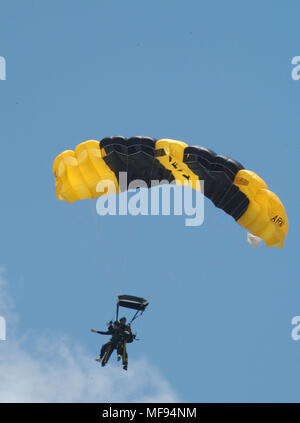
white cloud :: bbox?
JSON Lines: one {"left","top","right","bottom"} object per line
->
{"left": 0, "top": 269, "right": 179, "bottom": 403}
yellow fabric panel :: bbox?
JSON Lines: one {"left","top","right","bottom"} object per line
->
{"left": 235, "top": 169, "right": 288, "bottom": 248}
{"left": 53, "top": 140, "right": 120, "bottom": 203}
{"left": 155, "top": 139, "right": 202, "bottom": 191}
{"left": 75, "top": 140, "right": 119, "bottom": 198}
{"left": 53, "top": 150, "right": 91, "bottom": 202}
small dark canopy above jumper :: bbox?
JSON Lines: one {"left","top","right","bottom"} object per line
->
{"left": 116, "top": 295, "right": 149, "bottom": 323}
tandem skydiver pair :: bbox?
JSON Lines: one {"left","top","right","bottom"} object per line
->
{"left": 91, "top": 295, "right": 149, "bottom": 371}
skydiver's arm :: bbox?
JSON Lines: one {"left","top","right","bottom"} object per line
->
{"left": 90, "top": 329, "right": 110, "bottom": 335}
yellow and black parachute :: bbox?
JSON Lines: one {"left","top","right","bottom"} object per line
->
{"left": 53, "top": 136, "right": 288, "bottom": 248}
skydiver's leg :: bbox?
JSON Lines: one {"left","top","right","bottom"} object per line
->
{"left": 122, "top": 342, "right": 128, "bottom": 370}
{"left": 102, "top": 343, "right": 114, "bottom": 367}
{"left": 100, "top": 342, "right": 110, "bottom": 359}
{"left": 116, "top": 343, "right": 122, "bottom": 361}
{"left": 96, "top": 342, "right": 109, "bottom": 362}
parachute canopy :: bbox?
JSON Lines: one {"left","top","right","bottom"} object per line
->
{"left": 53, "top": 136, "right": 288, "bottom": 248}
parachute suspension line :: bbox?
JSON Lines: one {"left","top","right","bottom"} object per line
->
{"left": 118, "top": 212, "right": 133, "bottom": 296}
{"left": 88, "top": 199, "right": 118, "bottom": 298}
{"left": 116, "top": 303, "right": 144, "bottom": 325}
{"left": 116, "top": 295, "right": 149, "bottom": 327}
{"left": 119, "top": 148, "right": 156, "bottom": 293}
{"left": 117, "top": 149, "right": 130, "bottom": 295}
{"left": 129, "top": 309, "right": 144, "bottom": 325}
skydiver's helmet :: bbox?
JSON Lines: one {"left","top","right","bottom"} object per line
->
{"left": 113, "top": 321, "right": 120, "bottom": 328}
{"left": 120, "top": 317, "right": 126, "bottom": 324}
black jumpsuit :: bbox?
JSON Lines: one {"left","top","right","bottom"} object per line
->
{"left": 95, "top": 325, "right": 123, "bottom": 366}
{"left": 117, "top": 324, "right": 135, "bottom": 368}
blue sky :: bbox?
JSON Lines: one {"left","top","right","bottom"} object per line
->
{"left": 0, "top": 0, "right": 299, "bottom": 402}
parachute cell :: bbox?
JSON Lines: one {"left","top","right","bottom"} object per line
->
{"left": 53, "top": 136, "right": 288, "bottom": 248}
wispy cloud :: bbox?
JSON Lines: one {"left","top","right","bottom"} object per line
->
{"left": 0, "top": 269, "right": 179, "bottom": 403}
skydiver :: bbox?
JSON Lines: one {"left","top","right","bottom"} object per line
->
{"left": 91, "top": 321, "right": 124, "bottom": 367}
{"left": 117, "top": 317, "right": 136, "bottom": 370}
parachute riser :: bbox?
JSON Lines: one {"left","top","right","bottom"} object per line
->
{"left": 129, "top": 309, "right": 144, "bottom": 325}
{"left": 116, "top": 304, "right": 145, "bottom": 325}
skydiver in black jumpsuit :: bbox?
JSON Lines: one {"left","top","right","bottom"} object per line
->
{"left": 91, "top": 321, "right": 124, "bottom": 367}
{"left": 117, "top": 317, "right": 136, "bottom": 371}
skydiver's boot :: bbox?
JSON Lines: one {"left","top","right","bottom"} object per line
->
{"left": 123, "top": 364, "right": 127, "bottom": 371}
{"left": 95, "top": 355, "right": 101, "bottom": 362}
{"left": 117, "top": 354, "right": 121, "bottom": 361}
